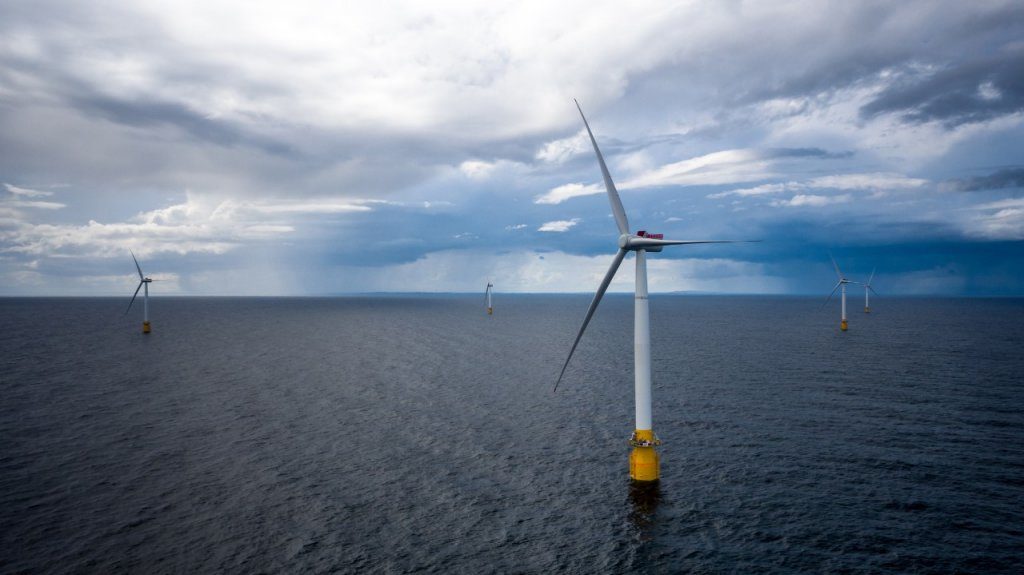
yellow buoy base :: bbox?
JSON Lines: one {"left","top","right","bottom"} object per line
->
{"left": 629, "top": 429, "right": 660, "bottom": 482}
{"left": 487, "top": 307, "right": 493, "bottom": 315}
{"left": 840, "top": 319, "right": 848, "bottom": 331}
{"left": 142, "top": 321, "right": 151, "bottom": 334}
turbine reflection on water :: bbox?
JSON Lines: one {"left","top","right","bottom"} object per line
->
{"left": 628, "top": 480, "right": 661, "bottom": 538}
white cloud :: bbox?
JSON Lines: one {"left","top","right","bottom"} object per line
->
{"left": 459, "top": 160, "right": 498, "bottom": 179}
{"left": 965, "top": 197, "right": 1024, "bottom": 240}
{"left": 538, "top": 149, "right": 774, "bottom": 204}
{"left": 247, "top": 200, "right": 380, "bottom": 214}
{"left": 505, "top": 223, "right": 528, "bottom": 230}
{"left": 4, "top": 183, "right": 53, "bottom": 197}
{"left": 1, "top": 183, "right": 66, "bottom": 212}
{"left": 711, "top": 173, "right": 929, "bottom": 200}
{"left": 620, "top": 149, "right": 772, "bottom": 190}
{"left": 535, "top": 182, "right": 602, "bottom": 205}
{"left": 535, "top": 131, "right": 588, "bottom": 164}
{"left": 807, "top": 173, "right": 928, "bottom": 190}
{"left": 0, "top": 192, "right": 392, "bottom": 259}
{"left": 772, "top": 194, "right": 852, "bottom": 207}
{"left": 7, "top": 200, "right": 66, "bottom": 210}
{"left": 977, "top": 81, "right": 1001, "bottom": 102}
{"left": 538, "top": 218, "right": 581, "bottom": 232}
{"left": 708, "top": 182, "right": 795, "bottom": 199}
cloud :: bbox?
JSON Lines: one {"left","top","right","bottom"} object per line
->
{"left": 4, "top": 183, "right": 52, "bottom": 197}
{"left": 709, "top": 183, "right": 794, "bottom": 199}
{"left": 711, "top": 173, "right": 928, "bottom": 199}
{"left": 942, "top": 167, "right": 1024, "bottom": 192}
{"left": 535, "top": 131, "right": 588, "bottom": 164}
{"left": 535, "top": 183, "right": 602, "bottom": 205}
{"left": 538, "top": 218, "right": 581, "bottom": 232}
{"left": 619, "top": 149, "right": 773, "bottom": 190}
{"left": 458, "top": 160, "right": 498, "bottom": 179}
{"left": 806, "top": 173, "right": 928, "bottom": 190}
{"left": 860, "top": 49, "right": 1024, "bottom": 127}
{"left": 536, "top": 149, "right": 774, "bottom": 204}
{"left": 2, "top": 183, "right": 66, "bottom": 212}
{"left": 0, "top": 192, "right": 396, "bottom": 259}
{"left": 6, "top": 200, "right": 66, "bottom": 210}
{"left": 772, "top": 194, "right": 852, "bottom": 207}
{"left": 966, "top": 197, "right": 1024, "bottom": 239}
{"left": 505, "top": 223, "right": 528, "bottom": 230}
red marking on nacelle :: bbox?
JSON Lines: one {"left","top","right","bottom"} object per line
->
{"left": 636, "top": 231, "right": 663, "bottom": 239}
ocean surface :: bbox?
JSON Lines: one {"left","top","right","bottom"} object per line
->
{"left": 1, "top": 295, "right": 1023, "bottom": 573}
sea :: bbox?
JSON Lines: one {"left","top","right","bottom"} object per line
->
{"left": 1, "top": 295, "right": 1022, "bottom": 573}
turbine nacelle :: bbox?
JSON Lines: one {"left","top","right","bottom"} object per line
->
{"left": 619, "top": 231, "right": 664, "bottom": 252}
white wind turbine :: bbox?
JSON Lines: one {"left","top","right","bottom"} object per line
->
{"left": 126, "top": 250, "right": 155, "bottom": 333}
{"left": 863, "top": 267, "right": 877, "bottom": 313}
{"left": 823, "top": 254, "right": 857, "bottom": 331}
{"left": 554, "top": 100, "right": 746, "bottom": 482}
{"left": 485, "top": 281, "right": 494, "bottom": 315}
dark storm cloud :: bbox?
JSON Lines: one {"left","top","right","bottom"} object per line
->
{"left": 860, "top": 51, "right": 1024, "bottom": 127}
{"left": 944, "top": 167, "right": 1024, "bottom": 192}
{"left": 69, "top": 93, "right": 296, "bottom": 157}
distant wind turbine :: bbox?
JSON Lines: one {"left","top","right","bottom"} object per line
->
{"left": 554, "top": 100, "right": 749, "bottom": 482}
{"left": 823, "top": 254, "right": 856, "bottom": 331}
{"left": 126, "top": 250, "right": 154, "bottom": 333}
{"left": 863, "top": 267, "right": 877, "bottom": 313}
{"left": 485, "top": 281, "right": 494, "bottom": 315}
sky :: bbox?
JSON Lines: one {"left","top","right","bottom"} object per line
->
{"left": 1, "top": 0, "right": 1023, "bottom": 296}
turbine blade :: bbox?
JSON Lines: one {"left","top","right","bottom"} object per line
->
{"left": 829, "top": 252, "right": 843, "bottom": 281}
{"left": 554, "top": 248, "right": 628, "bottom": 391}
{"left": 630, "top": 238, "right": 758, "bottom": 248}
{"left": 130, "top": 249, "right": 144, "bottom": 280}
{"left": 867, "top": 267, "right": 876, "bottom": 286}
{"left": 575, "top": 99, "right": 629, "bottom": 235}
{"left": 821, "top": 281, "right": 842, "bottom": 309}
{"left": 868, "top": 285, "right": 879, "bottom": 295}
{"left": 126, "top": 281, "right": 143, "bottom": 314}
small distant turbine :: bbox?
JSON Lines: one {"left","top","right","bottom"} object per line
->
{"left": 824, "top": 254, "right": 857, "bottom": 331}
{"left": 863, "top": 267, "right": 877, "bottom": 313}
{"left": 485, "top": 281, "right": 494, "bottom": 315}
{"left": 554, "top": 100, "right": 748, "bottom": 483}
{"left": 126, "top": 250, "right": 154, "bottom": 334}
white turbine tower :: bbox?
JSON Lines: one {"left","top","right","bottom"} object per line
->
{"left": 554, "top": 100, "right": 744, "bottom": 482}
{"left": 863, "top": 267, "right": 877, "bottom": 313}
{"left": 126, "top": 250, "right": 154, "bottom": 333}
{"left": 824, "top": 254, "right": 856, "bottom": 331}
{"left": 485, "top": 281, "right": 494, "bottom": 315}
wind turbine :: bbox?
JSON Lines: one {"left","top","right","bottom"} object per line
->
{"left": 863, "top": 268, "right": 877, "bottom": 313}
{"left": 824, "top": 254, "right": 856, "bottom": 331}
{"left": 126, "top": 250, "right": 154, "bottom": 333}
{"left": 485, "top": 281, "right": 494, "bottom": 315}
{"left": 554, "top": 100, "right": 744, "bottom": 482}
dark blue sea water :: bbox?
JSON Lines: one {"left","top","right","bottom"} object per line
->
{"left": 2, "top": 295, "right": 1023, "bottom": 573}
